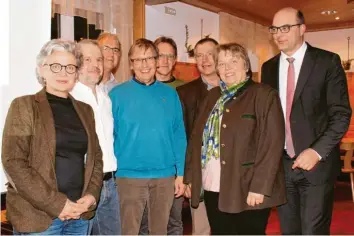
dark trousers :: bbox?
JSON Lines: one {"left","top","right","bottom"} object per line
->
{"left": 204, "top": 190, "right": 271, "bottom": 235}
{"left": 277, "top": 155, "right": 335, "bottom": 235}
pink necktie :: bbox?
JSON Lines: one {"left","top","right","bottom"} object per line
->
{"left": 286, "top": 57, "right": 295, "bottom": 158}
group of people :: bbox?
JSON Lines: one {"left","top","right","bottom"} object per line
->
{"left": 2, "top": 7, "right": 351, "bottom": 235}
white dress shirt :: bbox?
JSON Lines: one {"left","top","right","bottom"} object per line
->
{"left": 279, "top": 41, "right": 307, "bottom": 122}
{"left": 279, "top": 42, "right": 322, "bottom": 160}
{"left": 71, "top": 82, "right": 117, "bottom": 173}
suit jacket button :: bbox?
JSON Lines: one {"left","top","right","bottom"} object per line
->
{"left": 226, "top": 109, "right": 230, "bottom": 113}
{"left": 221, "top": 143, "right": 225, "bottom": 147}
{"left": 222, "top": 161, "right": 226, "bottom": 165}
{"left": 222, "top": 124, "right": 227, "bottom": 128}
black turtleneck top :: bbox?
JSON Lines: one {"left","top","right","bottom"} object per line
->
{"left": 46, "top": 92, "right": 88, "bottom": 201}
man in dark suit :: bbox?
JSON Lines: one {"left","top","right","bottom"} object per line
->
{"left": 261, "top": 7, "right": 351, "bottom": 234}
{"left": 177, "top": 37, "right": 220, "bottom": 235}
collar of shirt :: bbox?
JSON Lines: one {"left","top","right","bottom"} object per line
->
{"left": 71, "top": 81, "right": 107, "bottom": 107}
{"left": 109, "top": 73, "right": 116, "bottom": 83}
{"left": 71, "top": 82, "right": 97, "bottom": 105}
{"left": 279, "top": 41, "right": 308, "bottom": 88}
{"left": 160, "top": 76, "right": 176, "bottom": 84}
{"left": 132, "top": 76, "right": 157, "bottom": 86}
{"left": 98, "top": 73, "right": 119, "bottom": 94}
{"left": 201, "top": 75, "right": 216, "bottom": 91}
{"left": 280, "top": 41, "right": 307, "bottom": 67}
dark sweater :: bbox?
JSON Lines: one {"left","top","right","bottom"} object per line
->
{"left": 47, "top": 92, "right": 88, "bottom": 201}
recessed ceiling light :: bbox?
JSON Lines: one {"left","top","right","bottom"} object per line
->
{"left": 335, "top": 16, "right": 340, "bottom": 20}
{"left": 321, "top": 10, "right": 337, "bottom": 15}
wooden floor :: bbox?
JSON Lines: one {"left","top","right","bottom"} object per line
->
{"left": 1, "top": 181, "right": 354, "bottom": 235}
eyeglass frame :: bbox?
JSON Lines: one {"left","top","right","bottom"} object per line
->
{"left": 43, "top": 63, "right": 78, "bottom": 74}
{"left": 217, "top": 58, "right": 243, "bottom": 70}
{"left": 268, "top": 23, "right": 303, "bottom": 34}
{"left": 195, "top": 51, "right": 214, "bottom": 61}
{"left": 130, "top": 56, "right": 157, "bottom": 66}
{"left": 158, "top": 53, "right": 176, "bottom": 61}
{"left": 102, "top": 45, "right": 121, "bottom": 54}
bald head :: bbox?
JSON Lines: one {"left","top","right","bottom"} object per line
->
{"left": 273, "top": 7, "right": 305, "bottom": 26}
{"left": 271, "top": 7, "right": 306, "bottom": 56}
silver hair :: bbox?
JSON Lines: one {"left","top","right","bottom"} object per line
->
{"left": 78, "top": 39, "right": 100, "bottom": 47}
{"left": 36, "top": 39, "right": 82, "bottom": 86}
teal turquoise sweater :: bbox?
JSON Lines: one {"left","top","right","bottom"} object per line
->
{"left": 109, "top": 78, "right": 187, "bottom": 178}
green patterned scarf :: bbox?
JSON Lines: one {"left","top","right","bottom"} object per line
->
{"left": 201, "top": 79, "right": 248, "bottom": 168}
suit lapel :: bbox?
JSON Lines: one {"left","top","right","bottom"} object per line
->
{"left": 71, "top": 96, "right": 93, "bottom": 194}
{"left": 35, "top": 89, "right": 56, "bottom": 161}
{"left": 195, "top": 78, "right": 206, "bottom": 114}
{"left": 293, "top": 45, "right": 316, "bottom": 104}
{"left": 270, "top": 55, "right": 280, "bottom": 91}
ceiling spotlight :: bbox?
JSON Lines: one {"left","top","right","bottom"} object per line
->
{"left": 321, "top": 10, "right": 337, "bottom": 15}
{"left": 335, "top": 16, "right": 340, "bottom": 20}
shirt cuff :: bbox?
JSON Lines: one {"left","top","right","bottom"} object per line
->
{"left": 312, "top": 149, "right": 323, "bottom": 160}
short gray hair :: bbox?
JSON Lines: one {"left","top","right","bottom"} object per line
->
{"left": 78, "top": 38, "right": 100, "bottom": 48}
{"left": 36, "top": 39, "right": 82, "bottom": 86}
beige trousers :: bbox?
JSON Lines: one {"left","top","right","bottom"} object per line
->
{"left": 116, "top": 177, "right": 175, "bottom": 235}
{"left": 191, "top": 201, "right": 211, "bottom": 235}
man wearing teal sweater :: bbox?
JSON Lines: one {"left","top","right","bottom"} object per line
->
{"left": 109, "top": 38, "right": 187, "bottom": 235}
{"left": 139, "top": 36, "right": 185, "bottom": 235}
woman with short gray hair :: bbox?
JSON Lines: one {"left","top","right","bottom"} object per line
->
{"left": 2, "top": 39, "right": 103, "bottom": 235}
{"left": 35, "top": 39, "right": 82, "bottom": 86}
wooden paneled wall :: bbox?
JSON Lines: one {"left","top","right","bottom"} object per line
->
{"left": 344, "top": 72, "right": 354, "bottom": 138}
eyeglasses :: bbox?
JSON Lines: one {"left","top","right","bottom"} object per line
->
{"left": 102, "top": 45, "right": 120, "bottom": 54}
{"left": 43, "top": 63, "right": 78, "bottom": 74}
{"left": 269, "top": 24, "right": 302, "bottom": 34}
{"left": 217, "top": 59, "right": 240, "bottom": 70}
{"left": 130, "top": 56, "right": 157, "bottom": 66}
{"left": 195, "top": 52, "right": 213, "bottom": 61}
{"left": 158, "top": 54, "right": 175, "bottom": 61}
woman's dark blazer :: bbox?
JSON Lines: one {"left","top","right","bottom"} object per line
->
{"left": 184, "top": 79, "right": 286, "bottom": 214}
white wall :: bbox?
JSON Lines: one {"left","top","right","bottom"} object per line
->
{"left": 60, "top": 15, "right": 74, "bottom": 40}
{"left": 0, "top": 0, "right": 51, "bottom": 193}
{"left": 248, "top": 50, "right": 259, "bottom": 72}
{"left": 145, "top": 2, "right": 219, "bottom": 63}
{"left": 145, "top": 2, "right": 260, "bottom": 71}
{"left": 305, "top": 28, "right": 354, "bottom": 72}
